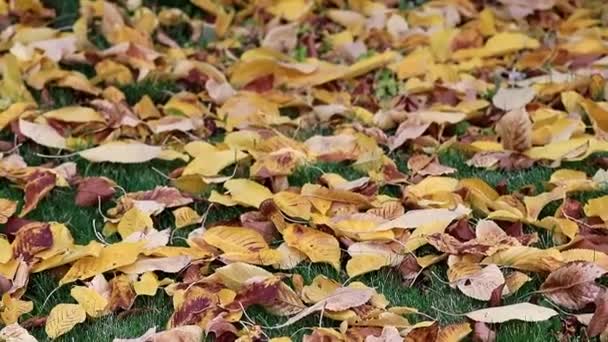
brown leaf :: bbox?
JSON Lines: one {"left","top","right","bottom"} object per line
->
{"left": 366, "top": 326, "right": 401, "bottom": 342}
{"left": 20, "top": 170, "right": 56, "bottom": 217}
{"left": 12, "top": 222, "right": 53, "bottom": 261}
{"left": 227, "top": 276, "right": 304, "bottom": 315}
{"left": 3, "top": 217, "right": 37, "bottom": 238}
{"left": 495, "top": 108, "right": 532, "bottom": 152}
{"left": 396, "top": 254, "right": 421, "bottom": 286}
{"left": 0, "top": 275, "right": 11, "bottom": 295}
{"left": 20, "top": 316, "right": 47, "bottom": 329}
{"left": 540, "top": 261, "right": 606, "bottom": 310}
{"left": 472, "top": 322, "right": 496, "bottom": 342}
{"left": 405, "top": 322, "right": 439, "bottom": 342}
{"left": 589, "top": 288, "right": 608, "bottom": 337}
{"left": 559, "top": 198, "right": 582, "bottom": 219}
{"left": 108, "top": 275, "right": 136, "bottom": 311}
{"left": 205, "top": 314, "right": 238, "bottom": 341}
{"left": 497, "top": 152, "right": 535, "bottom": 171}
{"left": 75, "top": 177, "right": 117, "bottom": 207}
{"left": 489, "top": 283, "right": 505, "bottom": 307}
{"left": 388, "top": 121, "right": 430, "bottom": 151}
{"left": 169, "top": 285, "right": 219, "bottom": 328}
{"left": 447, "top": 219, "right": 475, "bottom": 242}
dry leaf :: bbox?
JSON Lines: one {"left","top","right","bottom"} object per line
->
{"left": 495, "top": 108, "right": 532, "bottom": 151}
{"left": 45, "top": 303, "right": 86, "bottom": 338}
{"left": 465, "top": 303, "right": 558, "bottom": 323}
{"left": 540, "top": 261, "right": 606, "bottom": 310}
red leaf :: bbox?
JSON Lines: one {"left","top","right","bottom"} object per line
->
{"left": 489, "top": 283, "right": 505, "bottom": 307}
{"left": 243, "top": 74, "right": 274, "bottom": 93}
{"left": 405, "top": 322, "right": 439, "bottom": 342}
{"left": 108, "top": 275, "right": 136, "bottom": 311}
{"left": 447, "top": 219, "right": 475, "bottom": 242}
{"left": 75, "top": 176, "right": 116, "bottom": 207}
{"left": 20, "top": 170, "right": 56, "bottom": 217}
{"left": 0, "top": 274, "right": 11, "bottom": 295}
{"left": 472, "top": 322, "right": 496, "bottom": 342}
{"left": 3, "top": 217, "right": 38, "bottom": 239}
{"left": 560, "top": 198, "right": 582, "bottom": 219}
{"left": 12, "top": 222, "right": 53, "bottom": 261}
{"left": 589, "top": 289, "right": 608, "bottom": 337}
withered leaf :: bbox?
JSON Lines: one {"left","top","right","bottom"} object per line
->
{"left": 75, "top": 177, "right": 117, "bottom": 207}
{"left": 495, "top": 108, "right": 532, "bottom": 152}
{"left": 589, "top": 288, "right": 608, "bottom": 337}
{"left": 540, "top": 261, "right": 606, "bottom": 310}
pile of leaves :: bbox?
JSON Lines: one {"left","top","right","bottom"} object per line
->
{"left": 3, "top": 0, "right": 608, "bottom": 340}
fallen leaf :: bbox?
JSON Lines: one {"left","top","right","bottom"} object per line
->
{"left": 495, "top": 108, "right": 532, "bottom": 151}
{"left": 465, "top": 302, "right": 558, "bottom": 323}
{"left": 540, "top": 261, "right": 606, "bottom": 310}
{"left": 45, "top": 303, "right": 86, "bottom": 339}
{"left": 79, "top": 142, "right": 162, "bottom": 163}
{"left": 75, "top": 177, "right": 116, "bottom": 207}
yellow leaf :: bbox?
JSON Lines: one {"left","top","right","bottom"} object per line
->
{"left": 183, "top": 149, "right": 248, "bottom": 177}
{"left": 202, "top": 225, "right": 268, "bottom": 252}
{"left": 35, "top": 223, "right": 75, "bottom": 260}
{"left": 407, "top": 177, "right": 459, "bottom": 198}
{"left": 273, "top": 242, "right": 307, "bottom": 270}
{"left": 0, "top": 294, "right": 33, "bottom": 325}
{"left": 301, "top": 275, "right": 340, "bottom": 303}
{"left": 523, "top": 188, "right": 565, "bottom": 221}
{"left": 133, "top": 95, "right": 161, "bottom": 120}
{"left": 346, "top": 242, "right": 403, "bottom": 277}
{"left": 117, "top": 207, "right": 153, "bottom": 239}
{"left": 94, "top": 60, "right": 133, "bottom": 85}
{"left": 525, "top": 137, "right": 590, "bottom": 161}
{"left": 437, "top": 322, "right": 472, "bottom": 342}
{"left": 224, "top": 179, "right": 272, "bottom": 208}
{"left": 560, "top": 249, "right": 608, "bottom": 269}
{"left": 273, "top": 192, "right": 311, "bottom": 220}
{"left": 0, "top": 237, "right": 10, "bottom": 263}
{"left": 133, "top": 272, "right": 159, "bottom": 296}
{"left": 0, "top": 102, "right": 33, "bottom": 130}
{"left": 32, "top": 241, "right": 104, "bottom": 273}
{"left": 283, "top": 225, "right": 341, "bottom": 270}
{"left": 267, "top": 0, "right": 313, "bottom": 21}
{"left": 536, "top": 217, "right": 578, "bottom": 240}
{"left": 215, "top": 262, "right": 273, "bottom": 290}
{"left": 208, "top": 190, "right": 238, "bottom": 206}
{"left": 43, "top": 106, "right": 105, "bottom": 123}
{"left": 70, "top": 286, "right": 108, "bottom": 318}
{"left": 45, "top": 303, "right": 86, "bottom": 339}
{"left": 172, "top": 207, "right": 202, "bottom": 229}
{"left": 482, "top": 246, "right": 563, "bottom": 272}
{"left": 454, "top": 32, "right": 540, "bottom": 60}
{"left": 430, "top": 29, "right": 458, "bottom": 62}
{"left": 60, "top": 242, "right": 143, "bottom": 285}
{"left": 343, "top": 51, "right": 398, "bottom": 79}
{"left": 505, "top": 271, "right": 531, "bottom": 294}
{"left": 405, "top": 220, "right": 452, "bottom": 251}
{"left": 397, "top": 47, "right": 434, "bottom": 79}
{"left": 478, "top": 8, "right": 496, "bottom": 36}
{"left": 0, "top": 199, "right": 16, "bottom": 225}
{"left": 584, "top": 195, "right": 608, "bottom": 221}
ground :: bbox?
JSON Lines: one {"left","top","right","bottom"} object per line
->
{"left": 0, "top": 0, "right": 606, "bottom": 341}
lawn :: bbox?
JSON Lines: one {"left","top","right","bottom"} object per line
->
{"left": 1, "top": 0, "right": 608, "bottom": 341}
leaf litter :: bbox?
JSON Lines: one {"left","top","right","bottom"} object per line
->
{"left": 2, "top": 0, "right": 608, "bottom": 340}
